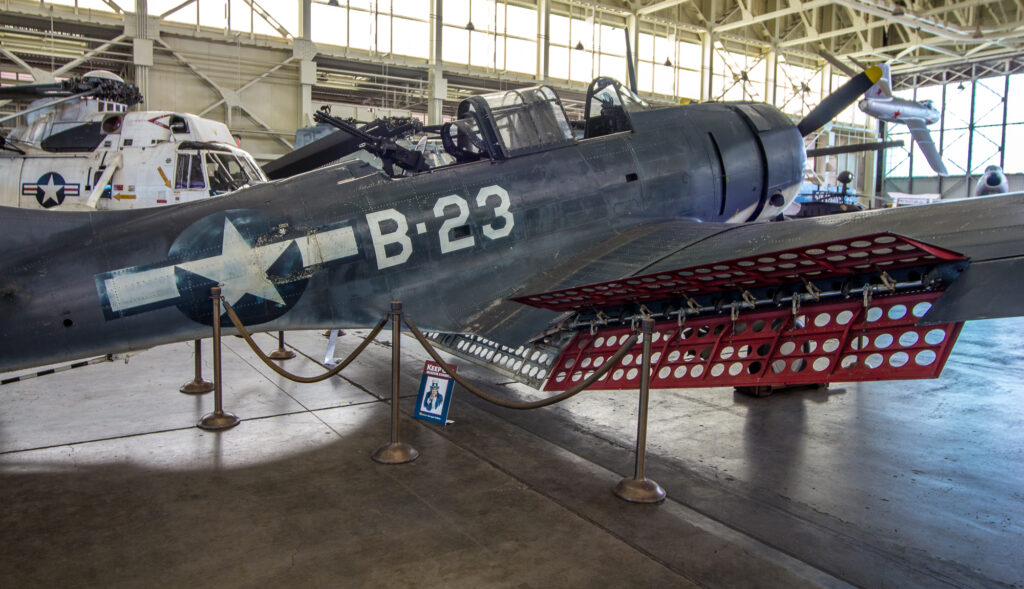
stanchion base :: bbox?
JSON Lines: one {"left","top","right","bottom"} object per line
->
{"left": 613, "top": 477, "right": 666, "bottom": 504}
{"left": 179, "top": 379, "right": 214, "bottom": 395}
{"left": 197, "top": 411, "right": 241, "bottom": 431}
{"left": 268, "top": 349, "right": 296, "bottom": 360}
{"left": 371, "top": 442, "right": 419, "bottom": 464}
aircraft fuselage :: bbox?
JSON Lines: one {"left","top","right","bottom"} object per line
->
{"left": 858, "top": 97, "right": 941, "bottom": 125}
{"left": 0, "top": 102, "right": 805, "bottom": 372}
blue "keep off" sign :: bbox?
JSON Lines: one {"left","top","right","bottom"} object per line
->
{"left": 414, "top": 361, "right": 456, "bottom": 425}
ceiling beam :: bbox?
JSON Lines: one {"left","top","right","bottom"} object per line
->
{"left": 715, "top": 0, "right": 833, "bottom": 33}
{"left": 636, "top": 0, "right": 692, "bottom": 17}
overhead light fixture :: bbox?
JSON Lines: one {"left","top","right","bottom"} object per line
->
{"left": 664, "top": 58, "right": 673, "bottom": 67}
{"left": 575, "top": 41, "right": 585, "bottom": 51}
{"left": 957, "top": 81, "right": 965, "bottom": 91}
{"left": 465, "top": 21, "right": 475, "bottom": 31}
{"left": 328, "top": 0, "right": 339, "bottom": 5}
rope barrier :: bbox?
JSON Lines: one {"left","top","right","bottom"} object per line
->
{"left": 220, "top": 299, "right": 388, "bottom": 384}
{"left": 404, "top": 316, "right": 638, "bottom": 410}
{"left": 210, "top": 292, "right": 662, "bottom": 498}
{"left": 219, "top": 296, "right": 637, "bottom": 410}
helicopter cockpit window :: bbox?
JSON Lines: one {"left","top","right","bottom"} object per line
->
{"left": 205, "top": 153, "right": 251, "bottom": 194}
{"left": 169, "top": 115, "right": 189, "bottom": 134}
{"left": 583, "top": 78, "right": 650, "bottom": 139}
{"left": 236, "top": 153, "right": 266, "bottom": 182}
{"left": 174, "top": 153, "right": 205, "bottom": 190}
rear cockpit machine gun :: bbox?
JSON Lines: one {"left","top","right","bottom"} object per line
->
{"left": 312, "top": 107, "right": 430, "bottom": 177}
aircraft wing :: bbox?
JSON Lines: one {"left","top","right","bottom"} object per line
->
{"left": 463, "top": 220, "right": 733, "bottom": 344}
{"left": 461, "top": 194, "right": 1024, "bottom": 390}
{"left": 906, "top": 119, "right": 948, "bottom": 176}
{"left": 489, "top": 194, "right": 1024, "bottom": 343}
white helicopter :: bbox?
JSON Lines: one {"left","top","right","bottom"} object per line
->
{"left": 0, "top": 71, "right": 266, "bottom": 211}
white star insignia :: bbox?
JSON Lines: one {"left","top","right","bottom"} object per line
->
{"left": 99, "top": 217, "right": 359, "bottom": 318}
{"left": 38, "top": 176, "right": 62, "bottom": 205}
{"left": 177, "top": 218, "right": 291, "bottom": 307}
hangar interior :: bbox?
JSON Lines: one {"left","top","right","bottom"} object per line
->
{"left": 4, "top": 0, "right": 1024, "bottom": 198}
{"left": 2, "top": 1, "right": 1024, "bottom": 587}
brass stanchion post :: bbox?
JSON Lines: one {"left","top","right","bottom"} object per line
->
{"left": 198, "top": 286, "right": 240, "bottom": 431}
{"left": 179, "top": 339, "right": 215, "bottom": 394}
{"left": 268, "top": 330, "right": 296, "bottom": 360}
{"left": 614, "top": 317, "right": 666, "bottom": 503}
{"left": 372, "top": 301, "right": 419, "bottom": 464}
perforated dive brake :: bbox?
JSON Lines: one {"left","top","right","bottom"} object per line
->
{"left": 513, "top": 233, "right": 969, "bottom": 391}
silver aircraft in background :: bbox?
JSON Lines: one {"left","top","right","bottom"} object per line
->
{"left": 858, "top": 63, "right": 948, "bottom": 175}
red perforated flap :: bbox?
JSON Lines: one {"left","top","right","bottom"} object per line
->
{"left": 544, "top": 291, "right": 962, "bottom": 391}
{"left": 514, "top": 233, "right": 965, "bottom": 313}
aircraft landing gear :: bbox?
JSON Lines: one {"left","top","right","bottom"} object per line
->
{"left": 735, "top": 385, "right": 774, "bottom": 397}
{"left": 735, "top": 383, "right": 829, "bottom": 397}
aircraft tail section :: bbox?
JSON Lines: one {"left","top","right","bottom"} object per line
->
{"left": 865, "top": 62, "right": 893, "bottom": 100}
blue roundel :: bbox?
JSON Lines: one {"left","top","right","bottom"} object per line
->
{"left": 167, "top": 209, "right": 308, "bottom": 326}
{"left": 33, "top": 172, "right": 70, "bottom": 208}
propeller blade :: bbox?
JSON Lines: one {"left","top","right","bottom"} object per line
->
{"left": 806, "top": 139, "right": 904, "bottom": 157}
{"left": 797, "top": 66, "right": 882, "bottom": 137}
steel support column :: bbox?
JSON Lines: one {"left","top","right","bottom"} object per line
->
{"left": 537, "top": 0, "right": 549, "bottom": 84}
{"left": 428, "top": 0, "right": 445, "bottom": 125}
{"left": 133, "top": 0, "right": 150, "bottom": 102}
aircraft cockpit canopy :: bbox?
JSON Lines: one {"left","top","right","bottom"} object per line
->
{"left": 584, "top": 77, "right": 650, "bottom": 139}
{"left": 444, "top": 86, "right": 574, "bottom": 162}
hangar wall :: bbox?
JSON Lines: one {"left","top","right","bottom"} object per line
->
{"left": 2, "top": 0, "right": 1024, "bottom": 200}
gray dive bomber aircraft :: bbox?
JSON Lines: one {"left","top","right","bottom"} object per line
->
{"left": 2, "top": 72, "right": 1023, "bottom": 394}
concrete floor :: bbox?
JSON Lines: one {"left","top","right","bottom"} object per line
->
{"left": 1, "top": 319, "right": 1021, "bottom": 587}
